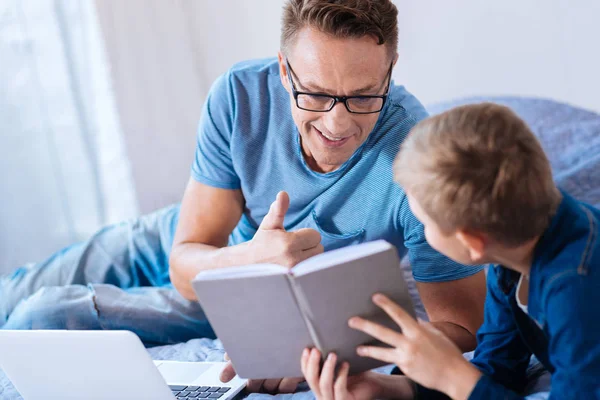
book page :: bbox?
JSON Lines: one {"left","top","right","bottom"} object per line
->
{"left": 291, "top": 242, "right": 416, "bottom": 375}
{"left": 292, "top": 240, "right": 392, "bottom": 276}
{"left": 192, "top": 273, "right": 314, "bottom": 379}
{"left": 194, "top": 263, "right": 286, "bottom": 281}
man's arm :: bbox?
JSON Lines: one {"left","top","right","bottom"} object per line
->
{"left": 168, "top": 69, "right": 255, "bottom": 300}
{"left": 169, "top": 179, "right": 245, "bottom": 300}
{"left": 416, "top": 271, "right": 486, "bottom": 352}
{"left": 170, "top": 180, "right": 323, "bottom": 301}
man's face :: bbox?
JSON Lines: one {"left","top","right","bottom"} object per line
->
{"left": 278, "top": 28, "right": 393, "bottom": 173}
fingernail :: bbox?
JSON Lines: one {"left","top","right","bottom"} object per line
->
{"left": 327, "top": 352, "right": 335, "bottom": 361}
{"left": 357, "top": 347, "right": 365, "bottom": 356}
{"left": 302, "top": 348, "right": 308, "bottom": 357}
{"left": 348, "top": 317, "right": 356, "bottom": 327}
{"left": 373, "top": 293, "right": 383, "bottom": 303}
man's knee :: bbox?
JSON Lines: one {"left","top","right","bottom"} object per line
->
{"left": 2, "top": 285, "right": 101, "bottom": 330}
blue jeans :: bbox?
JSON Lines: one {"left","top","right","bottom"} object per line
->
{"left": 0, "top": 205, "right": 215, "bottom": 346}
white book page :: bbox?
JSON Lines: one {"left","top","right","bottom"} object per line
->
{"left": 292, "top": 240, "right": 392, "bottom": 276}
{"left": 193, "top": 263, "right": 287, "bottom": 281}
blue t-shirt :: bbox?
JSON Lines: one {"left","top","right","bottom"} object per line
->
{"left": 192, "top": 58, "right": 482, "bottom": 283}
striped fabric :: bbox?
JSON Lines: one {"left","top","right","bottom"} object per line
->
{"left": 191, "top": 58, "right": 483, "bottom": 283}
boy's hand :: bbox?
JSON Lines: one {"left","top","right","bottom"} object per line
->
{"left": 349, "top": 294, "right": 482, "bottom": 399}
{"left": 301, "top": 348, "right": 383, "bottom": 400}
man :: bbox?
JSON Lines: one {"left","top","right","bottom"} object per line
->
{"left": 0, "top": 0, "right": 485, "bottom": 394}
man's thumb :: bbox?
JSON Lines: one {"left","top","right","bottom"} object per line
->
{"left": 259, "top": 191, "right": 289, "bottom": 230}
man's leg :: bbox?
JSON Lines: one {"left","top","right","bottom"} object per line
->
{"left": 0, "top": 204, "right": 213, "bottom": 344}
{"left": 2, "top": 283, "right": 214, "bottom": 345}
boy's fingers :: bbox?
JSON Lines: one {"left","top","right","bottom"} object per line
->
{"left": 372, "top": 293, "right": 419, "bottom": 337}
{"left": 421, "top": 321, "right": 449, "bottom": 339}
{"left": 305, "top": 349, "right": 322, "bottom": 397}
{"left": 356, "top": 345, "right": 397, "bottom": 364}
{"left": 334, "top": 362, "right": 350, "bottom": 397}
{"left": 320, "top": 353, "right": 337, "bottom": 400}
{"left": 348, "top": 316, "right": 407, "bottom": 348}
{"left": 301, "top": 348, "right": 309, "bottom": 377}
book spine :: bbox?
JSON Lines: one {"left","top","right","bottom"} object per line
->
{"left": 286, "top": 274, "right": 325, "bottom": 352}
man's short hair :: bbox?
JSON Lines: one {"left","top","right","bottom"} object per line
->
{"left": 281, "top": 0, "right": 398, "bottom": 57}
{"left": 394, "top": 103, "right": 562, "bottom": 247}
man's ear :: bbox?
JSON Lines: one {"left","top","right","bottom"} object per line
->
{"left": 277, "top": 51, "right": 290, "bottom": 92}
{"left": 456, "top": 230, "right": 486, "bottom": 263}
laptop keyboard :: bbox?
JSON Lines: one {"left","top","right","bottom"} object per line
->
{"left": 169, "top": 385, "right": 231, "bottom": 399}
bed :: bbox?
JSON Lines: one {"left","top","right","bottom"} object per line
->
{"left": 1, "top": 96, "right": 599, "bottom": 399}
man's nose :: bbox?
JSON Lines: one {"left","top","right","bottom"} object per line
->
{"left": 322, "top": 101, "right": 353, "bottom": 135}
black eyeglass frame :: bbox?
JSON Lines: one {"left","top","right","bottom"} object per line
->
{"left": 285, "top": 59, "right": 394, "bottom": 114}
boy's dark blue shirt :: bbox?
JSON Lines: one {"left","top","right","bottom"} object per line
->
{"left": 418, "top": 192, "right": 600, "bottom": 399}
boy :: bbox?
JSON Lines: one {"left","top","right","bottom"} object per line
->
{"left": 301, "top": 103, "right": 600, "bottom": 399}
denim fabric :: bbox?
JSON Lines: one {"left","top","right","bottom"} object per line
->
{"left": 0, "top": 204, "right": 215, "bottom": 346}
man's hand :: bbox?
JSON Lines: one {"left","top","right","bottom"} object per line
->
{"left": 301, "top": 348, "right": 384, "bottom": 400}
{"left": 220, "top": 354, "right": 303, "bottom": 393}
{"left": 349, "top": 294, "right": 482, "bottom": 400}
{"left": 249, "top": 191, "right": 323, "bottom": 268}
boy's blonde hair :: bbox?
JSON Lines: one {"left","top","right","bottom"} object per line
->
{"left": 394, "top": 102, "right": 561, "bottom": 247}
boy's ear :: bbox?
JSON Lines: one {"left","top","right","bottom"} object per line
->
{"left": 456, "top": 230, "right": 486, "bottom": 263}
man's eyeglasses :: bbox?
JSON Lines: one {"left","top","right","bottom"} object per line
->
{"left": 285, "top": 59, "right": 393, "bottom": 114}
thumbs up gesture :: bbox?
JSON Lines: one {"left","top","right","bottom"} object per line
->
{"left": 250, "top": 191, "right": 324, "bottom": 268}
{"left": 259, "top": 191, "right": 290, "bottom": 231}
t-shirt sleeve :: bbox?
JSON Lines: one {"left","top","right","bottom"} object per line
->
{"left": 191, "top": 71, "right": 241, "bottom": 189}
{"left": 398, "top": 192, "right": 484, "bottom": 282}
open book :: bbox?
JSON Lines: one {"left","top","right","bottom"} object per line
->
{"left": 191, "top": 240, "right": 415, "bottom": 379}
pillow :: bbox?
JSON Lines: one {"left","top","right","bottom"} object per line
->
{"left": 427, "top": 97, "right": 600, "bottom": 208}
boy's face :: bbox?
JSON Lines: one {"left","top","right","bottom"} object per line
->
{"left": 406, "top": 193, "right": 476, "bottom": 266}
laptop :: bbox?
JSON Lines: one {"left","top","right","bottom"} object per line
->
{"left": 0, "top": 330, "right": 247, "bottom": 400}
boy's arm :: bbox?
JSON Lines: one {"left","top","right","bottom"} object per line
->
{"left": 412, "top": 267, "right": 532, "bottom": 399}
{"left": 422, "top": 267, "right": 600, "bottom": 399}
{"left": 349, "top": 294, "right": 529, "bottom": 400}
{"left": 468, "top": 266, "right": 531, "bottom": 392}
{"left": 539, "top": 272, "right": 600, "bottom": 397}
